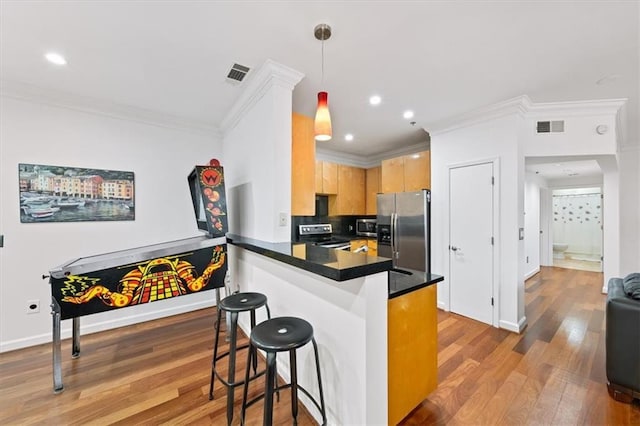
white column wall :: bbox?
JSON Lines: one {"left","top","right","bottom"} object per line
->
{"left": 0, "top": 95, "right": 221, "bottom": 352}
{"left": 431, "top": 114, "right": 524, "bottom": 332}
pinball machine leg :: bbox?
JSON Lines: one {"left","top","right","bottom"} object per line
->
{"left": 51, "top": 297, "right": 64, "bottom": 394}
{"left": 72, "top": 317, "right": 80, "bottom": 358}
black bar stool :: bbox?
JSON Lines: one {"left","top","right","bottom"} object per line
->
{"left": 241, "top": 316, "right": 327, "bottom": 426}
{"left": 209, "top": 292, "right": 271, "bottom": 425}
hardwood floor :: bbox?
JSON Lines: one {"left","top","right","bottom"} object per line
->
{"left": 400, "top": 266, "right": 640, "bottom": 425}
{"left": 1, "top": 266, "right": 638, "bottom": 425}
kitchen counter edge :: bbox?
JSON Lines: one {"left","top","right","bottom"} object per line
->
{"left": 226, "top": 234, "right": 392, "bottom": 282}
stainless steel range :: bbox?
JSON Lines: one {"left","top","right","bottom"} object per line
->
{"left": 298, "top": 224, "right": 351, "bottom": 250}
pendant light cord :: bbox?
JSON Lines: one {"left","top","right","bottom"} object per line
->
{"left": 321, "top": 37, "right": 325, "bottom": 88}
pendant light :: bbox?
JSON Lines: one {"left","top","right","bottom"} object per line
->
{"left": 314, "top": 24, "right": 332, "bottom": 141}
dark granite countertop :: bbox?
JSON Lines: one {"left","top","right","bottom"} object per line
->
{"left": 227, "top": 234, "right": 393, "bottom": 282}
{"left": 388, "top": 268, "right": 444, "bottom": 299}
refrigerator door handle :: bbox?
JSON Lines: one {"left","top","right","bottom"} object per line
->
{"left": 391, "top": 212, "right": 398, "bottom": 259}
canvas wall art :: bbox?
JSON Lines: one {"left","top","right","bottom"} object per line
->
{"left": 19, "top": 163, "right": 135, "bottom": 223}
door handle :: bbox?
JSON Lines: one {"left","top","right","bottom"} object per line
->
{"left": 450, "top": 246, "right": 460, "bottom": 252}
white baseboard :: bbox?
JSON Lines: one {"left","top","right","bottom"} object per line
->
{"left": 437, "top": 300, "right": 448, "bottom": 311}
{"left": 525, "top": 267, "right": 541, "bottom": 280}
{"left": 0, "top": 299, "right": 216, "bottom": 353}
{"left": 499, "top": 316, "right": 528, "bottom": 334}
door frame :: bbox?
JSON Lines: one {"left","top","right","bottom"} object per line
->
{"left": 446, "top": 157, "right": 501, "bottom": 327}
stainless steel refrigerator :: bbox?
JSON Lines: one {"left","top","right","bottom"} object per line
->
{"left": 377, "top": 189, "right": 431, "bottom": 273}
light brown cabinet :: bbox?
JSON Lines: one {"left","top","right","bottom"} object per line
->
{"left": 367, "top": 239, "right": 378, "bottom": 256}
{"left": 291, "top": 113, "right": 315, "bottom": 215}
{"left": 315, "top": 161, "right": 338, "bottom": 194}
{"left": 365, "top": 166, "right": 381, "bottom": 215}
{"left": 329, "top": 165, "right": 365, "bottom": 215}
{"left": 381, "top": 150, "right": 431, "bottom": 193}
{"left": 349, "top": 239, "right": 378, "bottom": 256}
{"left": 403, "top": 151, "right": 431, "bottom": 191}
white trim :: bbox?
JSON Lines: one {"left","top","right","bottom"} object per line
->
{"left": 0, "top": 299, "right": 216, "bottom": 353}
{"left": 427, "top": 95, "right": 627, "bottom": 138}
{"left": 316, "top": 142, "right": 430, "bottom": 168}
{"left": 0, "top": 79, "right": 220, "bottom": 136}
{"left": 220, "top": 59, "right": 304, "bottom": 135}
{"left": 427, "top": 95, "right": 530, "bottom": 137}
{"left": 437, "top": 300, "right": 447, "bottom": 311}
{"left": 499, "top": 316, "right": 528, "bottom": 333}
{"left": 524, "top": 267, "right": 540, "bottom": 281}
{"left": 527, "top": 98, "right": 627, "bottom": 116}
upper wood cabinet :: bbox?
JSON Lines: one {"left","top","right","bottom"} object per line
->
{"left": 365, "top": 166, "right": 381, "bottom": 215}
{"left": 315, "top": 161, "right": 338, "bottom": 194}
{"left": 329, "top": 165, "right": 365, "bottom": 215}
{"left": 381, "top": 150, "right": 431, "bottom": 193}
{"left": 403, "top": 151, "right": 431, "bottom": 192}
{"left": 291, "top": 113, "right": 316, "bottom": 216}
{"left": 381, "top": 156, "right": 405, "bottom": 193}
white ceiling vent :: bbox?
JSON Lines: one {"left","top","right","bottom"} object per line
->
{"left": 536, "top": 120, "right": 565, "bottom": 133}
{"left": 226, "top": 63, "right": 250, "bottom": 83}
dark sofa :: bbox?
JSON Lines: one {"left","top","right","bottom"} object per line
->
{"left": 606, "top": 276, "right": 640, "bottom": 402}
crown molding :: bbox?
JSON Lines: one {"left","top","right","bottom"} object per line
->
{"left": 526, "top": 98, "right": 627, "bottom": 117}
{"left": 317, "top": 141, "right": 430, "bottom": 168}
{"left": 427, "top": 95, "right": 531, "bottom": 137}
{"left": 0, "top": 79, "right": 221, "bottom": 136}
{"left": 219, "top": 59, "right": 304, "bottom": 135}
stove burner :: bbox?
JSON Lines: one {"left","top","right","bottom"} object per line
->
{"left": 298, "top": 224, "right": 351, "bottom": 250}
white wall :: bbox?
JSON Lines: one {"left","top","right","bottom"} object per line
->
{"left": 221, "top": 61, "right": 302, "bottom": 243}
{"left": 618, "top": 147, "right": 640, "bottom": 275}
{"left": 0, "top": 95, "right": 221, "bottom": 352}
{"left": 431, "top": 113, "right": 524, "bottom": 332}
{"left": 524, "top": 172, "right": 544, "bottom": 278}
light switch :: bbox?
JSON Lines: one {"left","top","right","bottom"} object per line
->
{"left": 278, "top": 212, "right": 287, "bottom": 227}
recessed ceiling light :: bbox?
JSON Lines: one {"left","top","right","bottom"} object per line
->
{"left": 345, "top": 134, "right": 354, "bottom": 142}
{"left": 369, "top": 95, "right": 381, "bottom": 106}
{"left": 45, "top": 52, "right": 67, "bottom": 66}
{"left": 403, "top": 110, "right": 414, "bottom": 119}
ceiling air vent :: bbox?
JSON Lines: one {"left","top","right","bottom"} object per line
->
{"left": 226, "top": 63, "right": 250, "bottom": 83}
{"left": 536, "top": 120, "right": 565, "bottom": 133}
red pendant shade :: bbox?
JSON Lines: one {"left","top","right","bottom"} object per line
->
{"left": 314, "top": 91, "right": 332, "bottom": 141}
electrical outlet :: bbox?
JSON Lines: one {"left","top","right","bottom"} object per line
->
{"left": 278, "top": 212, "right": 287, "bottom": 227}
{"left": 27, "top": 299, "right": 40, "bottom": 314}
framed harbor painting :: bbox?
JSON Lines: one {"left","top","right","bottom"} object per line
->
{"left": 19, "top": 163, "right": 135, "bottom": 223}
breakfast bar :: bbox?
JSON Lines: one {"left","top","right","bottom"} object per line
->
{"left": 226, "top": 234, "right": 443, "bottom": 425}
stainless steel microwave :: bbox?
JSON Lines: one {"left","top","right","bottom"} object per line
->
{"left": 355, "top": 218, "right": 377, "bottom": 237}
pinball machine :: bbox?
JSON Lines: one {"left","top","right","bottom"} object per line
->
{"left": 48, "top": 162, "right": 229, "bottom": 393}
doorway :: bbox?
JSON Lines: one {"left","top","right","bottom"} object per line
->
{"left": 551, "top": 187, "right": 603, "bottom": 272}
{"left": 449, "top": 161, "right": 495, "bottom": 326}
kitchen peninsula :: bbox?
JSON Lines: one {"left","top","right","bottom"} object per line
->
{"left": 226, "top": 234, "right": 443, "bottom": 425}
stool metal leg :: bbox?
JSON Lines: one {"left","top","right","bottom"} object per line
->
{"left": 289, "top": 350, "right": 299, "bottom": 425}
{"left": 209, "top": 307, "right": 224, "bottom": 400}
{"left": 250, "top": 309, "right": 258, "bottom": 374}
{"left": 312, "top": 338, "right": 328, "bottom": 426}
{"left": 226, "top": 311, "right": 239, "bottom": 426}
{"left": 240, "top": 342, "right": 253, "bottom": 426}
{"left": 263, "top": 351, "right": 277, "bottom": 426}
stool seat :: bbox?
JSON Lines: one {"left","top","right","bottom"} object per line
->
{"left": 241, "top": 316, "right": 327, "bottom": 426}
{"left": 251, "top": 316, "right": 313, "bottom": 352}
{"left": 219, "top": 292, "right": 268, "bottom": 312}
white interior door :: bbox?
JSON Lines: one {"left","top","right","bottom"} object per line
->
{"left": 449, "top": 162, "right": 494, "bottom": 325}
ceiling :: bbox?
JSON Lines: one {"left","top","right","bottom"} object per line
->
{"left": 1, "top": 1, "right": 638, "bottom": 161}
{"left": 525, "top": 159, "right": 602, "bottom": 181}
